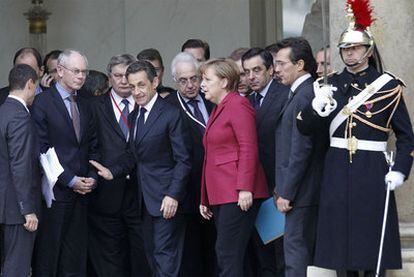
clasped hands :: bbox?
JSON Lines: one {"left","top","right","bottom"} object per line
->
{"left": 73, "top": 177, "right": 96, "bottom": 195}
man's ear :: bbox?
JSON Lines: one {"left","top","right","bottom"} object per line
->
{"left": 152, "top": 76, "right": 160, "bottom": 90}
{"left": 25, "top": 78, "right": 35, "bottom": 90}
{"left": 296, "top": 59, "right": 305, "bottom": 71}
{"left": 39, "top": 65, "right": 45, "bottom": 78}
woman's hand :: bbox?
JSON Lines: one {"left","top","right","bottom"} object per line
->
{"left": 238, "top": 190, "right": 253, "bottom": 211}
{"left": 199, "top": 205, "right": 213, "bottom": 220}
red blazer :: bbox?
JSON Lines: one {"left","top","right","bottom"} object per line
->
{"left": 201, "top": 92, "right": 268, "bottom": 206}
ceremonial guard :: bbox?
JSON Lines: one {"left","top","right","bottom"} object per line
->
{"left": 297, "top": 1, "right": 414, "bottom": 276}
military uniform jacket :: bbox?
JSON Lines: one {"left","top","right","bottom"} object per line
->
{"left": 298, "top": 66, "right": 414, "bottom": 270}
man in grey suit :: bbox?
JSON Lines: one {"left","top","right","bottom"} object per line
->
{"left": 273, "top": 37, "right": 326, "bottom": 277}
{"left": 0, "top": 64, "right": 41, "bottom": 276}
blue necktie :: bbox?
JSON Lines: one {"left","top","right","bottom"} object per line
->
{"left": 254, "top": 92, "right": 263, "bottom": 110}
{"left": 119, "top": 99, "right": 130, "bottom": 138}
{"left": 188, "top": 99, "right": 206, "bottom": 125}
{"left": 135, "top": 107, "right": 147, "bottom": 142}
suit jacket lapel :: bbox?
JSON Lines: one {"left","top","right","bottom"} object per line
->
{"left": 102, "top": 94, "right": 125, "bottom": 139}
{"left": 281, "top": 77, "right": 314, "bottom": 114}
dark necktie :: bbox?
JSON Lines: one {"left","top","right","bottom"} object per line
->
{"left": 69, "top": 95, "right": 80, "bottom": 142}
{"left": 135, "top": 107, "right": 147, "bottom": 142}
{"left": 119, "top": 99, "right": 130, "bottom": 138}
{"left": 254, "top": 92, "right": 263, "bottom": 110}
{"left": 188, "top": 99, "right": 206, "bottom": 125}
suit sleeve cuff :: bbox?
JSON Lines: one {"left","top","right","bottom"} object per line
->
{"left": 67, "top": 176, "right": 78, "bottom": 188}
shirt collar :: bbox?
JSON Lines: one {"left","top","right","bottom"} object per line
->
{"left": 290, "top": 73, "right": 311, "bottom": 93}
{"left": 141, "top": 92, "right": 158, "bottom": 113}
{"left": 179, "top": 92, "right": 203, "bottom": 103}
{"left": 35, "top": 85, "right": 42, "bottom": 95}
{"left": 256, "top": 79, "right": 273, "bottom": 98}
{"left": 56, "top": 81, "right": 76, "bottom": 100}
{"left": 8, "top": 95, "right": 29, "bottom": 113}
{"left": 111, "top": 89, "right": 134, "bottom": 107}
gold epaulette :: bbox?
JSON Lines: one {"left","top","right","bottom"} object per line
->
{"left": 385, "top": 71, "right": 407, "bottom": 87}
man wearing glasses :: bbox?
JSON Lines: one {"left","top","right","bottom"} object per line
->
{"left": 31, "top": 49, "right": 99, "bottom": 276}
{"left": 242, "top": 48, "right": 288, "bottom": 277}
{"left": 165, "top": 52, "right": 215, "bottom": 276}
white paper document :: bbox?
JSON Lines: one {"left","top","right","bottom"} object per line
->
{"left": 39, "top": 147, "right": 64, "bottom": 207}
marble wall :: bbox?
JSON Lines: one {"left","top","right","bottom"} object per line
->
{"left": 0, "top": 0, "right": 250, "bottom": 87}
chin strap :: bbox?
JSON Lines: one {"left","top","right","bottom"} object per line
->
{"left": 340, "top": 44, "right": 374, "bottom": 68}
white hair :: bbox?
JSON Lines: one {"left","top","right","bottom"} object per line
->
{"left": 58, "top": 49, "right": 88, "bottom": 67}
{"left": 171, "top": 52, "right": 199, "bottom": 79}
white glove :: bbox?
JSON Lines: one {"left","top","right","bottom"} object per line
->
{"left": 312, "top": 81, "right": 338, "bottom": 117}
{"left": 385, "top": 171, "right": 405, "bottom": 190}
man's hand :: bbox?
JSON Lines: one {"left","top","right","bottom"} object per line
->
{"left": 238, "top": 190, "right": 253, "bottom": 211}
{"left": 160, "top": 196, "right": 178, "bottom": 219}
{"left": 40, "top": 73, "right": 54, "bottom": 88}
{"left": 72, "top": 177, "right": 95, "bottom": 195}
{"left": 276, "top": 196, "right": 292, "bottom": 214}
{"left": 24, "top": 213, "right": 38, "bottom": 232}
{"left": 199, "top": 205, "right": 213, "bottom": 220}
{"left": 89, "top": 160, "right": 113, "bottom": 180}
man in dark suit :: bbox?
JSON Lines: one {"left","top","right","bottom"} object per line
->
{"left": 88, "top": 54, "right": 150, "bottom": 276}
{"left": 242, "top": 47, "right": 288, "bottom": 277}
{"left": 273, "top": 37, "right": 325, "bottom": 277}
{"left": 0, "top": 47, "right": 44, "bottom": 106}
{"left": 0, "top": 64, "right": 41, "bottom": 277}
{"left": 165, "top": 52, "right": 216, "bottom": 276}
{"left": 31, "top": 49, "right": 99, "bottom": 276}
{"left": 91, "top": 60, "right": 191, "bottom": 277}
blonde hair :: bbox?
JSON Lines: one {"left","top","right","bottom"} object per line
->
{"left": 200, "top": 58, "right": 240, "bottom": 92}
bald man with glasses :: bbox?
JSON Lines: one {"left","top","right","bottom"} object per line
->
{"left": 31, "top": 49, "right": 99, "bottom": 276}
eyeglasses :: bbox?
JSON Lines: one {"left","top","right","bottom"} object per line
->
{"left": 274, "top": 61, "right": 292, "bottom": 67}
{"left": 60, "top": 64, "right": 89, "bottom": 76}
{"left": 111, "top": 73, "right": 127, "bottom": 80}
{"left": 176, "top": 76, "right": 200, "bottom": 86}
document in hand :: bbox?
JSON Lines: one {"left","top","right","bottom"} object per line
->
{"left": 39, "top": 147, "right": 64, "bottom": 207}
{"left": 255, "top": 197, "right": 285, "bottom": 244}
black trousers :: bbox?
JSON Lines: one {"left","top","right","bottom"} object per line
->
{"left": 142, "top": 207, "right": 186, "bottom": 277}
{"left": 244, "top": 230, "right": 285, "bottom": 277}
{"left": 32, "top": 199, "right": 87, "bottom": 277}
{"left": 87, "top": 190, "right": 150, "bottom": 277}
{"left": 2, "top": 224, "right": 36, "bottom": 277}
{"left": 180, "top": 213, "right": 217, "bottom": 277}
{"left": 212, "top": 201, "right": 260, "bottom": 277}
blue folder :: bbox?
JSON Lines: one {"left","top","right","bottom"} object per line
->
{"left": 255, "top": 198, "right": 285, "bottom": 244}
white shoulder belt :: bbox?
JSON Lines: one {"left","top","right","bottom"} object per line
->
{"left": 329, "top": 73, "right": 393, "bottom": 138}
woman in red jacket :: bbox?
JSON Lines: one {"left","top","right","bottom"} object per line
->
{"left": 199, "top": 58, "right": 268, "bottom": 277}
